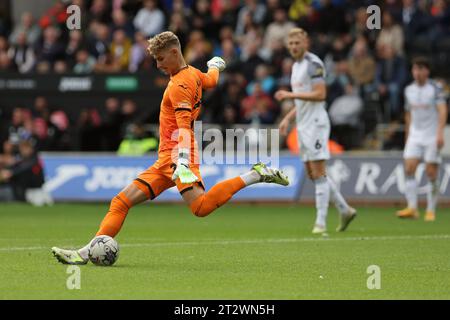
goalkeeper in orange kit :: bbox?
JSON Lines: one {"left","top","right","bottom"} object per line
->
{"left": 52, "top": 31, "right": 289, "bottom": 265}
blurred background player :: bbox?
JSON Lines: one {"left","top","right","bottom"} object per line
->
{"left": 51, "top": 31, "right": 289, "bottom": 265}
{"left": 396, "top": 57, "right": 448, "bottom": 222}
{"left": 275, "top": 28, "right": 356, "bottom": 235}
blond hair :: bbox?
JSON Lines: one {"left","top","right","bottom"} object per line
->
{"left": 288, "top": 28, "right": 308, "bottom": 38}
{"left": 147, "top": 31, "right": 181, "bottom": 56}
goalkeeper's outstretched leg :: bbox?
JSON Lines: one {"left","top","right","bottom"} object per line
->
{"left": 51, "top": 163, "right": 288, "bottom": 265}
{"left": 52, "top": 183, "right": 148, "bottom": 265}
{"left": 183, "top": 162, "right": 289, "bottom": 218}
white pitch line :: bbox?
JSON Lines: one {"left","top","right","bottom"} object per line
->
{"left": 0, "top": 234, "right": 449, "bottom": 252}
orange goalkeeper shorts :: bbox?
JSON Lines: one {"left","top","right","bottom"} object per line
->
{"left": 133, "top": 156, "right": 205, "bottom": 200}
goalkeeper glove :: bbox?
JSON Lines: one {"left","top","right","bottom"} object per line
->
{"left": 207, "top": 56, "right": 226, "bottom": 72}
{"left": 171, "top": 149, "right": 199, "bottom": 184}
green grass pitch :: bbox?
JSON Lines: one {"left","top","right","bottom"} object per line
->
{"left": 0, "top": 202, "right": 449, "bottom": 299}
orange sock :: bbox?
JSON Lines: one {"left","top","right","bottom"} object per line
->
{"left": 96, "top": 192, "right": 132, "bottom": 237}
{"left": 189, "top": 177, "right": 245, "bottom": 217}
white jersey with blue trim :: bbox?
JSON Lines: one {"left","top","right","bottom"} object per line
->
{"left": 404, "top": 79, "right": 446, "bottom": 142}
{"left": 290, "top": 51, "right": 329, "bottom": 128}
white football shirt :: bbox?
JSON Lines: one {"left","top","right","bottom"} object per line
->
{"left": 404, "top": 80, "right": 446, "bottom": 142}
{"left": 290, "top": 51, "right": 329, "bottom": 129}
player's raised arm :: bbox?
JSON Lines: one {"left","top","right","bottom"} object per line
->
{"left": 195, "top": 57, "right": 226, "bottom": 89}
{"left": 275, "top": 61, "right": 326, "bottom": 102}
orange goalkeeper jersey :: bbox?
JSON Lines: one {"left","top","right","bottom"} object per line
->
{"left": 158, "top": 65, "right": 219, "bottom": 164}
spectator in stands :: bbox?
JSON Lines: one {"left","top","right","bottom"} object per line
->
{"left": 376, "top": 44, "right": 407, "bottom": 120}
{"left": 168, "top": 11, "right": 190, "bottom": 48}
{"left": 184, "top": 30, "right": 212, "bottom": 69}
{"left": 240, "top": 36, "right": 265, "bottom": 82}
{"left": 4, "top": 108, "right": 33, "bottom": 152}
{"left": 261, "top": 0, "right": 282, "bottom": 25}
{"left": 0, "top": 140, "right": 45, "bottom": 203}
{"left": 119, "top": 0, "right": 143, "bottom": 16}
{"left": 111, "top": 9, "right": 135, "bottom": 39}
{"left": 35, "top": 61, "right": 51, "bottom": 73}
{"left": 0, "top": 35, "right": 8, "bottom": 53}
{"left": 46, "top": 110, "right": 71, "bottom": 151}
{"left": 94, "top": 51, "right": 122, "bottom": 73}
{"left": 120, "top": 99, "right": 140, "bottom": 137}
{"left": 383, "top": 0, "right": 403, "bottom": 22}
{"left": 117, "top": 122, "right": 158, "bottom": 156}
{"left": 214, "top": 0, "right": 239, "bottom": 28}
{"left": 323, "top": 36, "right": 349, "bottom": 80}
{"left": 33, "top": 108, "right": 68, "bottom": 151}
{"left": 327, "top": 59, "right": 352, "bottom": 105}
{"left": 110, "top": 29, "right": 132, "bottom": 70}
{"left": 328, "top": 84, "right": 363, "bottom": 149}
{"left": 276, "top": 57, "right": 294, "bottom": 88}
{"left": 129, "top": 31, "right": 149, "bottom": 72}
{"left": 376, "top": 11, "right": 404, "bottom": 56}
{"left": 235, "top": 0, "right": 267, "bottom": 38}
{"left": 9, "top": 12, "right": 41, "bottom": 46}
{"left": 100, "top": 97, "right": 123, "bottom": 151}
{"left": 38, "top": 0, "right": 68, "bottom": 29}
{"left": 53, "top": 60, "right": 68, "bottom": 73}
{"left": 288, "top": 0, "right": 313, "bottom": 22}
{"left": 350, "top": 6, "right": 377, "bottom": 48}
{"left": 246, "top": 63, "right": 276, "bottom": 95}
{"left": 240, "top": 82, "right": 276, "bottom": 124}
{"left": 87, "top": 22, "right": 110, "bottom": 60}
{"left": 133, "top": 0, "right": 165, "bottom": 37}
{"left": 73, "top": 49, "right": 96, "bottom": 73}
{"left": 348, "top": 38, "right": 376, "bottom": 95}
{"left": 76, "top": 108, "right": 102, "bottom": 151}
{"left": 268, "top": 37, "right": 289, "bottom": 75}
{"left": 32, "top": 97, "right": 50, "bottom": 119}
{"left": 34, "top": 26, "right": 65, "bottom": 66}
{"left": 29, "top": 97, "right": 59, "bottom": 151}
{"left": 222, "top": 106, "right": 238, "bottom": 128}
{"left": 401, "top": 0, "right": 433, "bottom": 45}
{"left": 171, "top": 0, "right": 193, "bottom": 18}
{"left": 8, "top": 33, "right": 35, "bottom": 73}
{"left": 65, "top": 30, "right": 84, "bottom": 68}
{"left": 0, "top": 36, "right": 14, "bottom": 72}
{"left": 263, "top": 7, "right": 296, "bottom": 58}
{"left": 206, "top": 73, "right": 246, "bottom": 123}
{"left": 429, "top": 0, "right": 450, "bottom": 43}
{"left": 88, "top": 0, "right": 112, "bottom": 24}
{"left": 216, "top": 38, "right": 240, "bottom": 69}
{"left": 191, "top": 0, "right": 220, "bottom": 41}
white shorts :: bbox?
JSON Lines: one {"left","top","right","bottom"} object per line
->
{"left": 297, "top": 119, "right": 330, "bottom": 162}
{"left": 403, "top": 138, "right": 441, "bottom": 163}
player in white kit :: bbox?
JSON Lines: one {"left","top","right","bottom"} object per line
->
{"left": 276, "top": 28, "right": 356, "bottom": 234}
{"left": 396, "top": 57, "right": 448, "bottom": 221}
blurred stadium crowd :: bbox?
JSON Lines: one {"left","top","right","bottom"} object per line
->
{"left": 0, "top": 0, "right": 450, "bottom": 157}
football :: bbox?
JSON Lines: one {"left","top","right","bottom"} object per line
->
{"left": 88, "top": 235, "right": 119, "bottom": 266}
